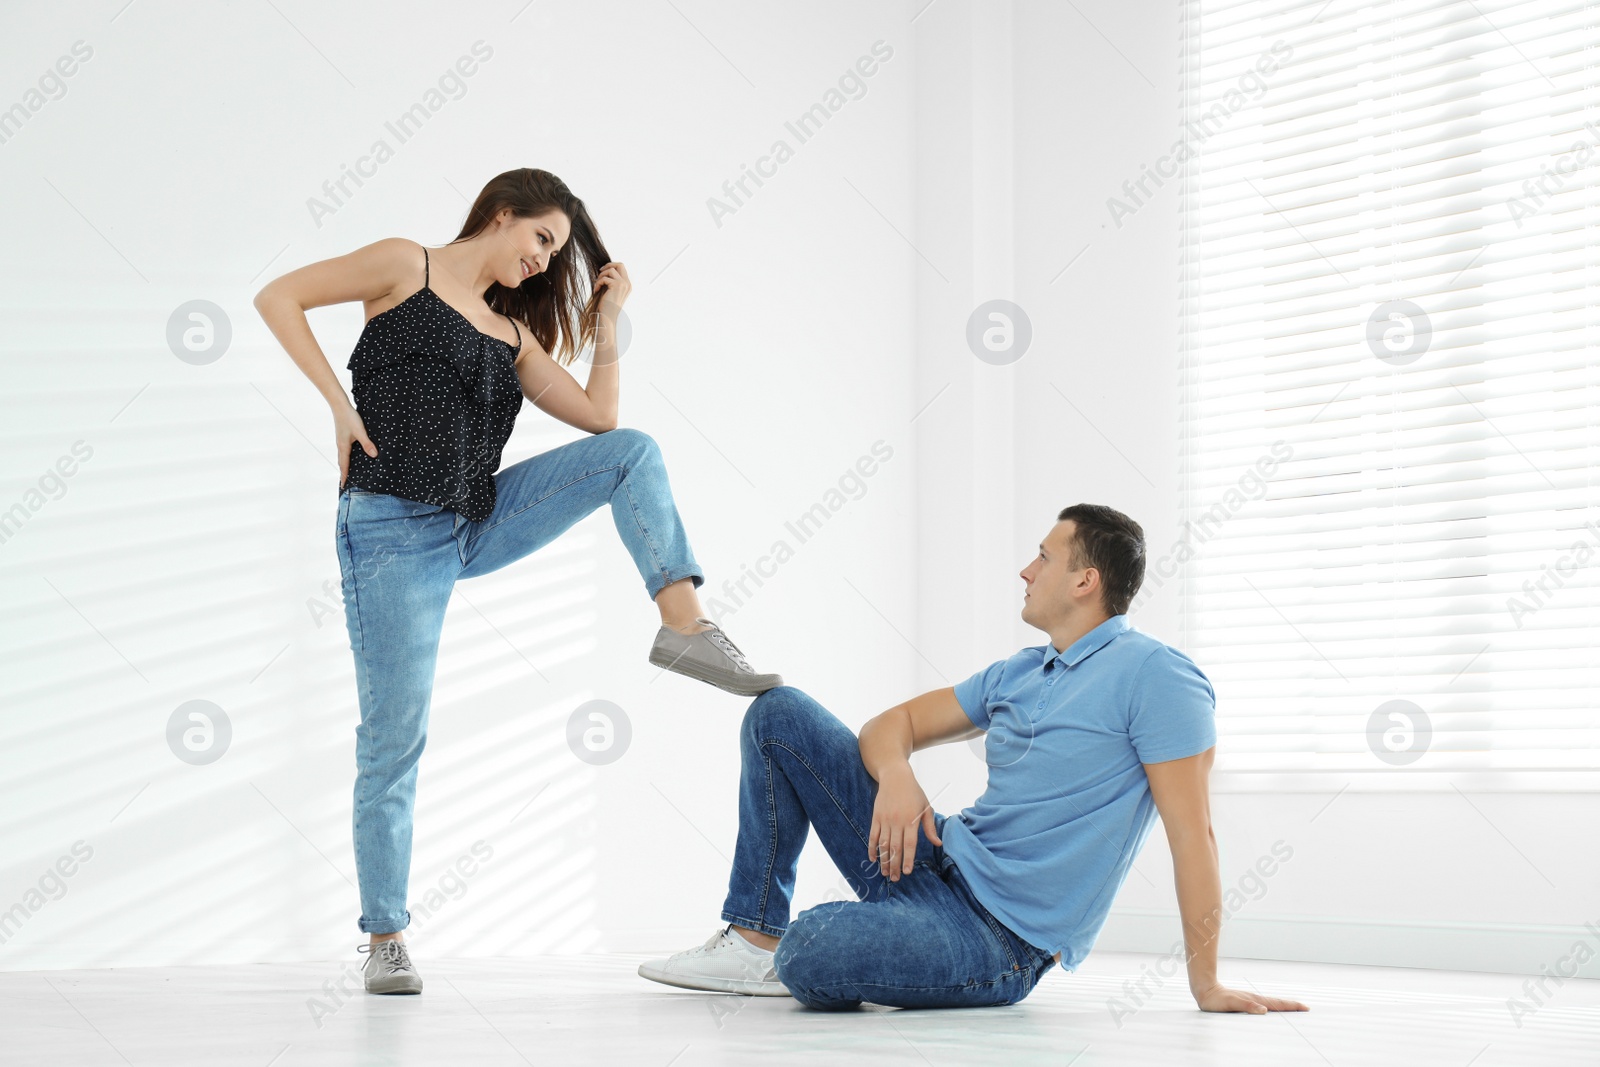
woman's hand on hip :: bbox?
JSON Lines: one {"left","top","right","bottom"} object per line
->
{"left": 334, "top": 403, "right": 377, "bottom": 487}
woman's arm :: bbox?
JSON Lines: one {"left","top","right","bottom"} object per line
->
{"left": 511, "top": 328, "right": 619, "bottom": 434}
{"left": 252, "top": 237, "right": 411, "bottom": 411}
{"left": 252, "top": 238, "right": 411, "bottom": 481}
{"left": 511, "top": 261, "right": 629, "bottom": 435}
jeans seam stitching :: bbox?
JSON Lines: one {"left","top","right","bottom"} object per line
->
{"left": 622, "top": 473, "right": 668, "bottom": 581}
{"left": 967, "top": 887, "right": 1021, "bottom": 971}
{"left": 339, "top": 506, "right": 366, "bottom": 655}
{"left": 759, "top": 736, "right": 874, "bottom": 857}
{"left": 721, "top": 913, "right": 783, "bottom": 937}
{"left": 803, "top": 971, "right": 1027, "bottom": 1003}
{"left": 339, "top": 502, "right": 379, "bottom": 930}
{"left": 759, "top": 737, "right": 777, "bottom": 924}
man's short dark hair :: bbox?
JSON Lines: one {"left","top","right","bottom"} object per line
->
{"left": 1057, "top": 504, "right": 1146, "bottom": 617}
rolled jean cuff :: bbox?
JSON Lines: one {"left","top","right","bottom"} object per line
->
{"left": 646, "top": 564, "right": 704, "bottom": 600}
{"left": 359, "top": 913, "right": 410, "bottom": 935}
{"left": 720, "top": 911, "right": 786, "bottom": 939}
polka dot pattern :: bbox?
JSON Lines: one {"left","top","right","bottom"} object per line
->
{"left": 343, "top": 247, "right": 524, "bottom": 522}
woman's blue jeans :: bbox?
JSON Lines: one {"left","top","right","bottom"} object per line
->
{"left": 335, "top": 427, "right": 703, "bottom": 934}
{"left": 724, "top": 686, "right": 1057, "bottom": 1009}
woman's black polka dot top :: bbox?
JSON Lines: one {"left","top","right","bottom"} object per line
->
{"left": 342, "top": 245, "right": 524, "bottom": 521}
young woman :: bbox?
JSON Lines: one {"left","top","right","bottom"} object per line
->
{"left": 254, "top": 167, "right": 781, "bottom": 995}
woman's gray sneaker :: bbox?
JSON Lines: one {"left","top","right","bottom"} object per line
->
{"left": 649, "top": 618, "right": 782, "bottom": 696}
{"left": 359, "top": 939, "right": 423, "bottom": 995}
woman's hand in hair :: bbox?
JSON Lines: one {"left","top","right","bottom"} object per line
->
{"left": 595, "top": 261, "right": 631, "bottom": 313}
{"left": 334, "top": 403, "right": 378, "bottom": 487}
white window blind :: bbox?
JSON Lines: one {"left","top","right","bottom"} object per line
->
{"left": 1177, "top": 0, "right": 1600, "bottom": 789}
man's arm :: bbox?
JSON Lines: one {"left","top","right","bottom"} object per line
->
{"left": 858, "top": 688, "right": 981, "bottom": 882}
{"left": 1144, "top": 748, "right": 1309, "bottom": 1014}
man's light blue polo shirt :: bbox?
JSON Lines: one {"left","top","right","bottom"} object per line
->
{"left": 940, "top": 614, "right": 1216, "bottom": 968}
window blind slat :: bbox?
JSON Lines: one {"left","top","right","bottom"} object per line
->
{"left": 1176, "top": 0, "right": 1600, "bottom": 783}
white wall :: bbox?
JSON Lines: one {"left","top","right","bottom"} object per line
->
{"left": 0, "top": 1, "right": 919, "bottom": 969}
{"left": 1, "top": 0, "right": 1592, "bottom": 985}
{"left": 996, "top": 0, "right": 1600, "bottom": 983}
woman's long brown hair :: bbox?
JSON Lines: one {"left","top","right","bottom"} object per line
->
{"left": 448, "top": 168, "right": 611, "bottom": 367}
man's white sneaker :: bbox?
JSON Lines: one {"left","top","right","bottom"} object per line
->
{"left": 359, "top": 939, "right": 423, "bottom": 995}
{"left": 638, "top": 924, "right": 792, "bottom": 996}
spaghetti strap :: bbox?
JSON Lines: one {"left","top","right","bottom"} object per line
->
{"left": 423, "top": 246, "right": 429, "bottom": 288}
{"left": 507, "top": 316, "right": 521, "bottom": 352}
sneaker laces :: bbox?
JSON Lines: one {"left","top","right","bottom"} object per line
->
{"left": 698, "top": 621, "right": 753, "bottom": 674}
{"left": 698, "top": 924, "right": 737, "bottom": 953}
{"left": 358, "top": 940, "right": 412, "bottom": 970}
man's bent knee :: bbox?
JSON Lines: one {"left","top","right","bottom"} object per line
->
{"left": 741, "top": 685, "right": 826, "bottom": 741}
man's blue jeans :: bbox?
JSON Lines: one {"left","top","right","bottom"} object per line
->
{"left": 722, "top": 686, "right": 1057, "bottom": 1009}
{"left": 335, "top": 428, "right": 704, "bottom": 934}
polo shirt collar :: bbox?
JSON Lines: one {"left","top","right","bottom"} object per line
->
{"left": 1044, "top": 614, "right": 1131, "bottom": 671}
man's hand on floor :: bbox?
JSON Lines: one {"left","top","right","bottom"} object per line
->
{"left": 1193, "top": 983, "right": 1310, "bottom": 1014}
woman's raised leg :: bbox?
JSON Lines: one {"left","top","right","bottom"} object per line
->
{"left": 457, "top": 427, "right": 781, "bottom": 694}
{"left": 457, "top": 427, "right": 700, "bottom": 592}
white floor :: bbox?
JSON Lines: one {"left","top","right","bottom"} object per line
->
{"left": 3, "top": 949, "right": 1596, "bottom": 1066}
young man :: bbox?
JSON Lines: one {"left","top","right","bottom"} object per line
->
{"left": 639, "top": 504, "right": 1309, "bottom": 1013}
